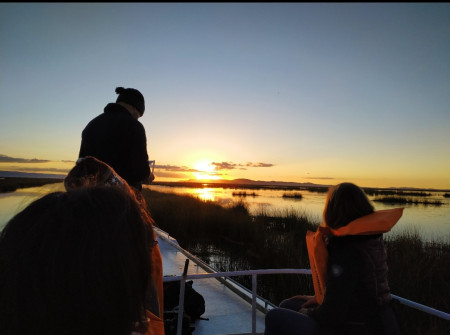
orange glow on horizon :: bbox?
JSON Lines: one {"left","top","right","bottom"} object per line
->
{"left": 192, "top": 160, "right": 221, "bottom": 180}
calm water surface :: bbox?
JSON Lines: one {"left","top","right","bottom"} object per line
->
{"left": 0, "top": 183, "right": 66, "bottom": 231}
{"left": 1, "top": 183, "right": 449, "bottom": 242}
{"left": 147, "top": 184, "right": 450, "bottom": 243}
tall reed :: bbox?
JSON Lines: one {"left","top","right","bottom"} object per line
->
{"left": 143, "top": 189, "right": 449, "bottom": 335}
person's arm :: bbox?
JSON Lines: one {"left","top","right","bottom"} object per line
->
{"left": 296, "top": 295, "right": 318, "bottom": 311}
{"left": 131, "top": 123, "right": 151, "bottom": 183}
{"left": 306, "top": 246, "right": 362, "bottom": 326}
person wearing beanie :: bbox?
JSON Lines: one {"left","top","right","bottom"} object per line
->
{"left": 78, "top": 87, "right": 154, "bottom": 191}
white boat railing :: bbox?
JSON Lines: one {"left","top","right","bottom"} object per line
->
{"left": 164, "top": 264, "right": 450, "bottom": 335}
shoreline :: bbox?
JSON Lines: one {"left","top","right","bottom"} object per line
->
{"left": 0, "top": 177, "right": 63, "bottom": 193}
{"left": 2, "top": 176, "right": 450, "bottom": 194}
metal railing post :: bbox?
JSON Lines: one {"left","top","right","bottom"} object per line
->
{"left": 176, "top": 259, "right": 189, "bottom": 335}
{"left": 252, "top": 273, "right": 257, "bottom": 334}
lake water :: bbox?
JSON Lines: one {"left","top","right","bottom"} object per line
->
{"left": 1, "top": 183, "right": 449, "bottom": 243}
{"left": 146, "top": 184, "right": 450, "bottom": 243}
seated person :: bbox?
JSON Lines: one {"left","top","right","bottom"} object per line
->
{"left": 265, "top": 182, "right": 403, "bottom": 335}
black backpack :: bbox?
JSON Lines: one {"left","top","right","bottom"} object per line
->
{"left": 164, "top": 279, "right": 206, "bottom": 320}
{"left": 163, "top": 279, "right": 207, "bottom": 335}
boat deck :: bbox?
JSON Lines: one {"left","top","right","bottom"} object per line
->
{"left": 156, "top": 228, "right": 266, "bottom": 335}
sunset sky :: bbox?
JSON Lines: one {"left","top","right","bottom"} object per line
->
{"left": 0, "top": 3, "right": 449, "bottom": 189}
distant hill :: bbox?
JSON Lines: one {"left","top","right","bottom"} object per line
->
{"left": 0, "top": 171, "right": 66, "bottom": 179}
{"left": 153, "top": 178, "right": 331, "bottom": 190}
{"left": 202, "top": 178, "right": 329, "bottom": 188}
{"left": 1, "top": 171, "right": 447, "bottom": 192}
{"left": 153, "top": 179, "right": 449, "bottom": 192}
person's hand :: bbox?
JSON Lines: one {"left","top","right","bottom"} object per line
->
{"left": 301, "top": 295, "right": 318, "bottom": 308}
{"left": 297, "top": 296, "right": 317, "bottom": 314}
{"left": 289, "top": 295, "right": 317, "bottom": 308}
{"left": 142, "top": 173, "right": 155, "bottom": 185}
{"left": 299, "top": 308, "right": 310, "bottom": 315}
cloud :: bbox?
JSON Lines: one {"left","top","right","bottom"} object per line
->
{"left": 211, "top": 162, "right": 238, "bottom": 170}
{"left": 0, "top": 154, "right": 76, "bottom": 165}
{"left": 1, "top": 166, "right": 71, "bottom": 173}
{"left": 0, "top": 154, "right": 51, "bottom": 163}
{"left": 211, "top": 161, "right": 274, "bottom": 170}
{"left": 154, "top": 171, "right": 190, "bottom": 179}
{"left": 246, "top": 162, "right": 274, "bottom": 168}
{"left": 155, "top": 164, "right": 197, "bottom": 172}
{"left": 154, "top": 164, "right": 227, "bottom": 179}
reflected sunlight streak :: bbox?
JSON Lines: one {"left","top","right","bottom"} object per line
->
{"left": 193, "top": 188, "right": 215, "bottom": 202}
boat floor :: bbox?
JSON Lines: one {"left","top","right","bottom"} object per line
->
{"left": 156, "top": 230, "right": 266, "bottom": 335}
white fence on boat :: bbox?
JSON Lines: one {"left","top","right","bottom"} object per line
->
{"left": 164, "top": 260, "right": 450, "bottom": 335}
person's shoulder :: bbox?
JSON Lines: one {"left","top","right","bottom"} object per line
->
{"left": 132, "top": 118, "right": 146, "bottom": 131}
{"left": 82, "top": 113, "right": 104, "bottom": 130}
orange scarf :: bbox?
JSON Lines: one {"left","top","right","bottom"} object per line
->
{"left": 306, "top": 208, "right": 403, "bottom": 305}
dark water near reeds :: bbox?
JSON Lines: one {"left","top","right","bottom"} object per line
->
{"left": 1, "top": 182, "right": 449, "bottom": 242}
{"left": 147, "top": 184, "right": 450, "bottom": 243}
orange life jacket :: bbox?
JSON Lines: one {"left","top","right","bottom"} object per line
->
{"left": 306, "top": 208, "right": 403, "bottom": 305}
{"left": 143, "top": 309, "right": 165, "bottom": 335}
{"left": 146, "top": 235, "right": 165, "bottom": 335}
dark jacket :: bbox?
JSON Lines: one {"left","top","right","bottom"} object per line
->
{"left": 307, "top": 235, "right": 401, "bottom": 335}
{"left": 79, "top": 103, "right": 150, "bottom": 190}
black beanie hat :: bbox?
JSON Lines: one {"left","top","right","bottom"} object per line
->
{"left": 115, "top": 87, "right": 145, "bottom": 116}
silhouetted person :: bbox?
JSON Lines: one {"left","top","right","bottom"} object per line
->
{"left": 265, "top": 182, "right": 403, "bottom": 335}
{"left": 79, "top": 87, "right": 154, "bottom": 192}
{"left": 0, "top": 186, "right": 164, "bottom": 335}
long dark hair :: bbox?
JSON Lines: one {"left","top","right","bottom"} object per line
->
{"left": 0, "top": 187, "right": 153, "bottom": 335}
{"left": 323, "top": 182, "right": 374, "bottom": 229}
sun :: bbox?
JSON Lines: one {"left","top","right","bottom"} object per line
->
{"left": 192, "top": 160, "right": 220, "bottom": 180}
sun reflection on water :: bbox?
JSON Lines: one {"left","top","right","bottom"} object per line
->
{"left": 193, "top": 187, "right": 215, "bottom": 202}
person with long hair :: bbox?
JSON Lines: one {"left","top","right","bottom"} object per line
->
{"left": 265, "top": 182, "right": 403, "bottom": 335}
{"left": 64, "top": 156, "right": 165, "bottom": 334}
{"left": 0, "top": 186, "right": 158, "bottom": 335}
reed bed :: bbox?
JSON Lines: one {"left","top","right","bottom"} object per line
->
{"left": 232, "top": 191, "right": 258, "bottom": 197}
{"left": 282, "top": 192, "right": 303, "bottom": 199}
{"left": 142, "top": 189, "right": 449, "bottom": 335}
{"left": 363, "top": 189, "right": 433, "bottom": 197}
{"left": 302, "top": 186, "right": 329, "bottom": 193}
{"left": 373, "top": 196, "right": 444, "bottom": 206}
